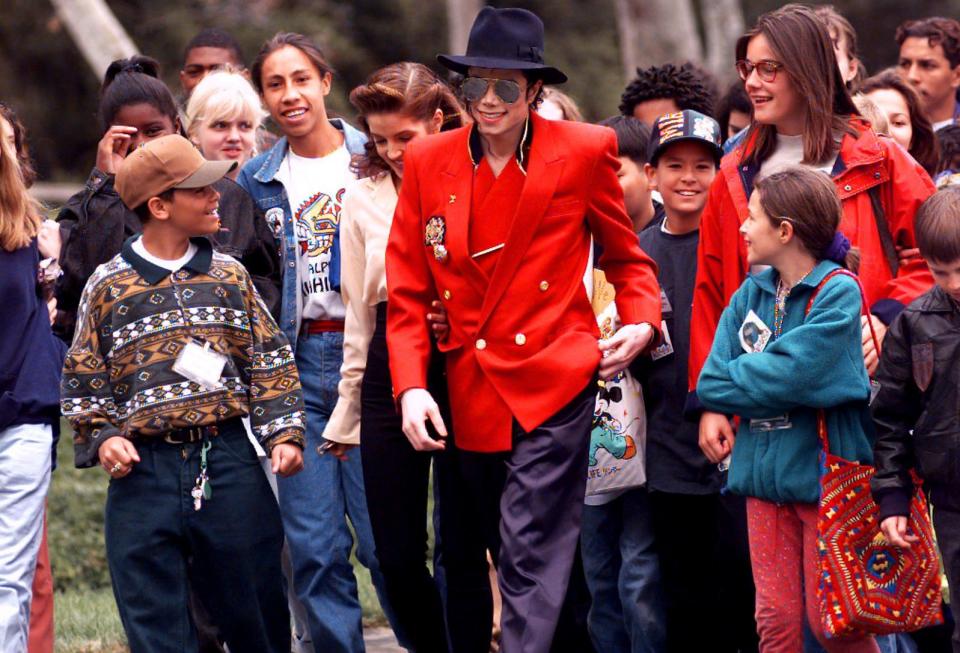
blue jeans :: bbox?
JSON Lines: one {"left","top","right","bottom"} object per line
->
{"left": 0, "top": 423, "right": 51, "bottom": 651}
{"left": 278, "top": 332, "right": 397, "bottom": 652}
{"left": 580, "top": 487, "right": 664, "bottom": 653}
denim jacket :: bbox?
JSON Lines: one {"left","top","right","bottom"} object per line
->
{"left": 236, "top": 118, "right": 367, "bottom": 346}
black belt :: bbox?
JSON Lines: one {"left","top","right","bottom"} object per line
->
{"left": 161, "top": 424, "right": 221, "bottom": 445}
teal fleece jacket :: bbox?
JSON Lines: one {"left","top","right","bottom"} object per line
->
{"left": 696, "top": 260, "right": 875, "bottom": 504}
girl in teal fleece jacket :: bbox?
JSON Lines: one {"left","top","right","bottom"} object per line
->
{"left": 697, "top": 166, "right": 879, "bottom": 653}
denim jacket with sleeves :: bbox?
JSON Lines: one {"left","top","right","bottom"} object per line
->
{"left": 235, "top": 118, "right": 367, "bottom": 347}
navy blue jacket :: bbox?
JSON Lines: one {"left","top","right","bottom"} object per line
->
{"left": 0, "top": 239, "right": 65, "bottom": 432}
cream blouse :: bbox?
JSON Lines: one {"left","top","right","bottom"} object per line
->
{"left": 323, "top": 173, "right": 398, "bottom": 445}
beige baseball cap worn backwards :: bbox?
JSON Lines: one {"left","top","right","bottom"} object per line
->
{"left": 115, "top": 134, "right": 236, "bottom": 210}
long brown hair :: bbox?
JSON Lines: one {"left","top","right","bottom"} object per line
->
{"left": 348, "top": 63, "right": 465, "bottom": 179}
{"left": 0, "top": 121, "right": 41, "bottom": 252}
{"left": 754, "top": 165, "right": 859, "bottom": 271}
{"left": 0, "top": 103, "right": 36, "bottom": 188}
{"left": 737, "top": 4, "right": 859, "bottom": 168}
{"left": 860, "top": 70, "right": 939, "bottom": 175}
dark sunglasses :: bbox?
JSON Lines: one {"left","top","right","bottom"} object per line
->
{"left": 461, "top": 77, "right": 523, "bottom": 104}
{"left": 735, "top": 59, "right": 785, "bottom": 83}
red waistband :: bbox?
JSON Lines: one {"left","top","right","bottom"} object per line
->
{"left": 303, "top": 319, "right": 345, "bottom": 334}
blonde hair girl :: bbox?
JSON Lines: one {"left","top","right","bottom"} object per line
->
{"left": 185, "top": 68, "right": 267, "bottom": 178}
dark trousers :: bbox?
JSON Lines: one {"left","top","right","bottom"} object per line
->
{"left": 552, "top": 546, "right": 598, "bottom": 653}
{"left": 104, "top": 421, "right": 289, "bottom": 653}
{"left": 650, "top": 491, "right": 758, "bottom": 652}
{"left": 933, "top": 504, "right": 960, "bottom": 653}
{"left": 434, "top": 439, "right": 505, "bottom": 653}
{"left": 441, "top": 380, "right": 597, "bottom": 653}
{"left": 361, "top": 304, "right": 449, "bottom": 653}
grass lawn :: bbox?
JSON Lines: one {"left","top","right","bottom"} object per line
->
{"left": 50, "top": 422, "right": 388, "bottom": 652}
{"left": 55, "top": 588, "right": 127, "bottom": 653}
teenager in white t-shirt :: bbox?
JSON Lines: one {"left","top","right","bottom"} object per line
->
{"left": 237, "top": 33, "right": 405, "bottom": 653}
{"left": 276, "top": 146, "right": 351, "bottom": 321}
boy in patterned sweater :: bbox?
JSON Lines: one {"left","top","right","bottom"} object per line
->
{"left": 61, "top": 135, "right": 305, "bottom": 653}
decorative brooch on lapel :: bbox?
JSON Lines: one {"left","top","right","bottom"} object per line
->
{"left": 424, "top": 215, "right": 448, "bottom": 262}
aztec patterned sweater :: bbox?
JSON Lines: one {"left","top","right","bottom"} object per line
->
{"left": 62, "top": 237, "right": 305, "bottom": 468}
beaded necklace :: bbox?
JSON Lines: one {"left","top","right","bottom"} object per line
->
{"left": 772, "top": 268, "right": 815, "bottom": 339}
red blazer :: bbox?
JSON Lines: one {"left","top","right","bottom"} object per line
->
{"left": 688, "top": 119, "right": 935, "bottom": 397}
{"left": 386, "top": 112, "right": 661, "bottom": 452}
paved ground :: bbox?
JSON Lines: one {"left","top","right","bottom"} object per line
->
{"left": 363, "top": 627, "right": 404, "bottom": 652}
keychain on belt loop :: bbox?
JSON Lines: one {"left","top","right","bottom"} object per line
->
{"left": 191, "top": 440, "right": 213, "bottom": 511}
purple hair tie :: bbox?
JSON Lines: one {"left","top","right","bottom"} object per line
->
{"left": 822, "top": 231, "right": 851, "bottom": 264}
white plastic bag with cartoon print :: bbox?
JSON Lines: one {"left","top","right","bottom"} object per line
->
{"left": 585, "top": 267, "right": 647, "bottom": 500}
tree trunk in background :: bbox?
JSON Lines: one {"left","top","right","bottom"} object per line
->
{"left": 446, "top": 0, "right": 482, "bottom": 56}
{"left": 615, "top": 0, "right": 703, "bottom": 77}
{"left": 49, "top": 0, "right": 137, "bottom": 79}
{"left": 702, "top": 0, "right": 746, "bottom": 83}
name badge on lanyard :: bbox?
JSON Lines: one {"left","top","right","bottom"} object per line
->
{"left": 172, "top": 339, "right": 227, "bottom": 391}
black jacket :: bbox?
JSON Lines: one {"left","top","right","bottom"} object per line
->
{"left": 54, "top": 167, "right": 281, "bottom": 341}
{"left": 871, "top": 285, "right": 960, "bottom": 518}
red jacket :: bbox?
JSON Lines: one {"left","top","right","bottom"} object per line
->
{"left": 386, "top": 112, "right": 661, "bottom": 452}
{"left": 688, "top": 118, "right": 935, "bottom": 396}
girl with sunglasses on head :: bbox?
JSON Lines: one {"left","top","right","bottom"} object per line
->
{"left": 690, "top": 4, "right": 934, "bottom": 501}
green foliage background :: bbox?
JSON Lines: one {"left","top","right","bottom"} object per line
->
{"left": 1, "top": 0, "right": 624, "bottom": 184}
{"left": 3, "top": 0, "right": 960, "bottom": 180}
{"left": 47, "top": 432, "right": 112, "bottom": 591}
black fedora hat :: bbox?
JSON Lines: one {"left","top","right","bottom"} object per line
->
{"left": 437, "top": 7, "right": 567, "bottom": 85}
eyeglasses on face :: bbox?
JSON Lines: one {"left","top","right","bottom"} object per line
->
{"left": 736, "top": 59, "right": 785, "bottom": 83}
{"left": 460, "top": 77, "right": 523, "bottom": 104}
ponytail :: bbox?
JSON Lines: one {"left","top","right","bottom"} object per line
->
{"left": 99, "top": 55, "right": 178, "bottom": 131}
{"left": 820, "top": 231, "right": 860, "bottom": 272}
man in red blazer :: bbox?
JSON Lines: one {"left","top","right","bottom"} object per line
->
{"left": 385, "top": 8, "right": 661, "bottom": 652}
